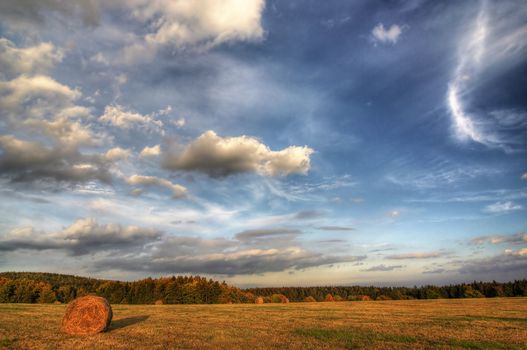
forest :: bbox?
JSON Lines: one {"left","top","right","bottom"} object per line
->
{"left": 0, "top": 272, "right": 526, "bottom": 304}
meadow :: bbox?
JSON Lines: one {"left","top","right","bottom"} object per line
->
{"left": 0, "top": 298, "right": 526, "bottom": 349}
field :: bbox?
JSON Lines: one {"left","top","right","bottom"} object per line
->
{"left": 0, "top": 298, "right": 526, "bottom": 349}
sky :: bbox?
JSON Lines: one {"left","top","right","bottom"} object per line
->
{"left": 0, "top": 0, "right": 526, "bottom": 287}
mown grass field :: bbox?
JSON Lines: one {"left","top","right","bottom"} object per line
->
{"left": 0, "top": 298, "right": 526, "bottom": 349}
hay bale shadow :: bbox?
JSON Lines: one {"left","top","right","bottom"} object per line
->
{"left": 109, "top": 316, "right": 149, "bottom": 331}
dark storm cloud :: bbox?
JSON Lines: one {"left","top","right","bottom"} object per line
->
{"left": 422, "top": 268, "right": 446, "bottom": 274}
{"left": 361, "top": 264, "right": 404, "bottom": 272}
{"left": 0, "top": 136, "right": 112, "bottom": 186}
{"left": 0, "top": 218, "right": 161, "bottom": 256}
{"left": 294, "top": 210, "right": 325, "bottom": 220}
{"left": 457, "top": 251, "right": 527, "bottom": 276}
{"left": 385, "top": 252, "right": 444, "bottom": 260}
{"left": 317, "top": 239, "right": 347, "bottom": 243}
{"left": 0, "top": 0, "right": 101, "bottom": 29}
{"left": 235, "top": 228, "right": 302, "bottom": 241}
{"left": 94, "top": 250, "right": 367, "bottom": 276}
{"left": 0, "top": 238, "right": 62, "bottom": 252}
{"left": 317, "top": 226, "right": 354, "bottom": 231}
{"left": 1, "top": 217, "right": 367, "bottom": 276}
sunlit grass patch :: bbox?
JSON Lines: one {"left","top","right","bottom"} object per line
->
{"left": 294, "top": 328, "right": 419, "bottom": 346}
{"left": 444, "top": 338, "right": 518, "bottom": 350}
{"left": 464, "top": 316, "right": 527, "bottom": 324}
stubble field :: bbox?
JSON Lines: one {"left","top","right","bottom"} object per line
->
{"left": 0, "top": 298, "right": 526, "bottom": 349}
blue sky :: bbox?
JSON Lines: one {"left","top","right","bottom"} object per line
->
{"left": 0, "top": 0, "right": 526, "bottom": 287}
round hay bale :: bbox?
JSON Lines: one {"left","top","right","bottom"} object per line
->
{"left": 255, "top": 297, "right": 264, "bottom": 304}
{"left": 154, "top": 299, "right": 164, "bottom": 305}
{"left": 62, "top": 295, "right": 112, "bottom": 335}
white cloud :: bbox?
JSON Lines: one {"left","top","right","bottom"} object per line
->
{"left": 522, "top": 172, "right": 527, "bottom": 180}
{"left": 139, "top": 145, "right": 161, "bottom": 158}
{"left": 446, "top": 2, "right": 527, "bottom": 150}
{"left": 172, "top": 117, "right": 186, "bottom": 128}
{"left": 446, "top": 2, "right": 489, "bottom": 145}
{"left": 371, "top": 23, "right": 403, "bottom": 44}
{"left": 389, "top": 210, "right": 400, "bottom": 218}
{"left": 90, "top": 52, "right": 109, "bottom": 65}
{"left": 0, "top": 75, "right": 97, "bottom": 147}
{"left": 99, "top": 104, "right": 164, "bottom": 133}
{"left": 0, "top": 39, "right": 63, "bottom": 78}
{"left": 126, "top": 174, "right": 188, "bottom": 199}
{"left": 104, "top": 147, "right": 130, "bottom": 161}
{"left": 483, "top": 201, "right": 523, "bottom": 213}
{"left": 123, "top": 0, "right": 265, "bottom": 62}
{"left": 162, "top": 130, "right": 314, "bottom": 177}
{"left": 0, "top": 43, "right": 114, "bottom": 186}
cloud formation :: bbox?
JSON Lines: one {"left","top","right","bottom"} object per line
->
{"left": 0, "top": 0, "right": 101, "bottom": 31}
{"left": 0, "top": 218, "right": 365, "bottom": 276}
{"left": 0, "top": 0, "right": 264, "bottom": 56}
{"left": 235, "top": 228, "right": 301, "bottom": 241}
{"left": 469, "top": 232, "right": 527, "bottom": 245}
{"left": 0, "top": 39, "right": 63, "bottom": 78}
{"left": 0, "top": 135, "right": 112, "bottom": 185}
{"left": 123, "top": 0, "right": 265, "bottom": 61}
{"left": 162, "top": 130, "right": 314, "bottom": 177}
{"left": 0, "top": 218, "right": 160, "bottom": 256}
{"left": 0, "top": 41, "right": 115, "bottom": 186}
{"left": 361, "top": 264, "right": 404, "bottom": 272}
{"left": 96, "top": 247, "right": 366, "bottom": 276}
{"left": 104, "top": 147, "right": 130, "bottom": 161}
{"left": 317, "top": 226, "right": 354, "bottom": 231}
{"left": 385, "top": 252, "right": 443, "bottom": 260}
{"left": 457, "top": 249, "right": 527, "bottom": 276}
{"left": 126, "top": 175, "right": 188, "bottom": 198}
{"left": 139, "top": 145, "right": 161, "bottom": 158}
{"left": 371, "top": 24, "right": 403, "bottom": 44}
{"left": 483, "top": 201, "right": 523, "bottom": 214}
{"left": 99, "top": 105, "right": 164, "bottom": 133}
{"left": 446, "top": 1, "right": 527, "bottom": 150}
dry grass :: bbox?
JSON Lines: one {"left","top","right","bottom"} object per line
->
{"left": 0, "top": 298, "right": 526, "bottom": 349}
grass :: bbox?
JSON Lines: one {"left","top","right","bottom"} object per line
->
{"left": 0, "top": 298, "right": 526, "bottom": 349}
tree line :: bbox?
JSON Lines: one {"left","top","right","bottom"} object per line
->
{"left": 247, "top": 279, "right": 527, "bottom": 301}
{"left": 0, "top": 272, "right": 526, "bottom": 304}
{"left": 0, "top": 272, "right": 253, "bottom": 304}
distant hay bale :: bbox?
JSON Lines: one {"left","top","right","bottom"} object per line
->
{"left": 303, "top": 296, "right": 316, "bottom": 302}
{"left": 255, "top": 297, "right": 264, "bottom": 304}
{"left": 62, "top": 295, "right": 112, "bottom": 335}
{"left": 270, "top": 293, "right": 289, "bottom": 304}
{"left": 154, "top": 299, "right": 164, "bottom": 305}
{"left": 347, "top": 295, "right": 372, "bottom": 301}
{"left": 53, "top": 300, "right": 62, "bottom": 305}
